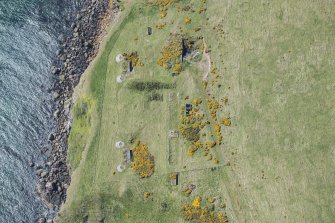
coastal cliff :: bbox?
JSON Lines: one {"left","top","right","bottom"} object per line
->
{"left": 35, "top": 0, "right": 120, "bottom": 221}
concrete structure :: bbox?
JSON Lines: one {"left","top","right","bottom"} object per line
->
{"left": 116, "top": 75, "right": 125, "bottom": 83}
{"left": 115, "top": 54, "right": 124, "bottom": 63}
{"left": 115, "top": 141, "right": 125, "bottom": 149}
{"left": 147, "top": 27, "right": 152, "bottom": 35}
{"left": 168, "top": 130, "right": 179, "bottom": 138}
{"left": 124, "top": 149, "right": 134, "bottom": 164}
{"left": 117, "top": 164, "right": 126, "bottom": 172}
{"left": 170, "top": 173, "right": 179, "bottom": 186}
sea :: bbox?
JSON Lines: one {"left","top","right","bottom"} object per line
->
{"left": 0, "top": 0, "right": 83, "bottom": 222}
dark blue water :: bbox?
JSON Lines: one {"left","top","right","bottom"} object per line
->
{"left": 0, "top": 0, "right": 80, "bottom": 222}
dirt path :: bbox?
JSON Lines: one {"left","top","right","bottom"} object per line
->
{"left": 202, "top": 37, "right": 211, "bottom": 80}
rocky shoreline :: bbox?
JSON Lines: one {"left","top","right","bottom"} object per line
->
{"left": 35, "top": 0, "right": 120, "bottom": 222}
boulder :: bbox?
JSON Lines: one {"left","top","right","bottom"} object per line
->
{"left": 38, "top": 217, "right": 46, "bottom": 223}
{"left": 45, "top": 181, "right": 54, "bottom": 191}
{"left": 53, "top": 109, "right": 60, "bottom": 118}
{"left": 28, "top": 159, "right": 34, "bottom": 167}
{"left": 51, "top": 66, "right": 60, "bottom": 75}
{"left": 36, "top": 183, "right": 44, "bottom": 193}
{"left": 36, "top": 169, "right": 43, "bottom": 176}
{"left": 49, "top": 133, "right": 55, "bottom": 141}
{"left": 52, "top": 92, "right": 59, "bottom": 99}
{"left": 41, "top": 171, "right": 48, "bottom": 178}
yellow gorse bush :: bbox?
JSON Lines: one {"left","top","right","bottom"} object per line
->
{"left": 159, "top": 11, "right": 167, "bottom": 18}
{"left": 157, "top": 34, "right": 183, "bottom": 73}
{"left": 182, "top": 195, "right": 228, "bottom": 222}
{"left": 192, "top": 196, "right": 201, "bottom": 209}
{"left": 149, "top": 0, "right": 178, "bottom": 8}
{"left": 223, "top": 117, "right": 231, "bottom": 126}
{"left": 144, "top": 192, "right": 151, "bottom": 198}
{"left": 131, "top": 141, "right": 155, "bottom": 178}
{"left": 184, "top": 17, "right": 192, "bottom": 24}
{"left": 123, "top": 51, "right": 142, "bottom": 68}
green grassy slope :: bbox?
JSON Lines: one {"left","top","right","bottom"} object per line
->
{"left": 209, "top": 0, "right": 335, "bottom": 222}
{"left": 60, "top": 0, "right": 335, "bottom": 222}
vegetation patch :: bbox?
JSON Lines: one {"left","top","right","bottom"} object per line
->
{"left": 182, "top": 195, "right": 228, "bottom": 222}
{"left": 146, "top": 91, "right": 164, "bottom": 102}
{"left": 198, "top": 0, "right": 207, "bottom": 14}
{"left": 157, "top": 34, "right": 183, "bottom": 73}
{"left": 121, "top": 51, "right": 143, "bottom": 74}
{"left": 177, "top": 95, "right": 224, "bottom": 164}
{"left": 155, "top": 22, "right": 167, "bottom": 29}
{"left": 178, "top": 100, "right": 206, "bottom": 156}
{"left": 149, "top": 0, "right": 180, "bottom": 13}
{"left": 67, "top": 96, "right": 94, "bottom": 171}
{"left": 157, "top": 34, "right": 203, "bottom": 74}
{"left": 179, "top": 125, "right": 201, "bottom": 142}
{"left": 127, "top": 80, "right": 175, "bottom": 91}
{"left": 131, "top": 140, "right": 155, "bottom": 178}
{"left": 182, "top": 184, "right": 196, "bottom": 197}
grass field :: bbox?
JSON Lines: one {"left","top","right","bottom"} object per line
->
{"left": 59, "top": 0, "right": 335, "bottom": 222}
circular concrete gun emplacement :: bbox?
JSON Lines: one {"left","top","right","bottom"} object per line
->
{"left": 115, "top": 141, "right": 125, "bottom": 149}
{"left": 116, "top": 75, "right": 125, "bottom": 83}
{"left": 117, "top": 164, "right": 126, "bottom": 172}
{"left": 115, "top": 54, "right": 124, "bottom": 63}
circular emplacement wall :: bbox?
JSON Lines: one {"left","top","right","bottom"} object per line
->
{"left": 116, "top": 75, "right": 125, "bottom": 83}
{"left": 115, "top": 54, "right": 124, "bottom": 63}
{"left": 115, "top": 141, "right": 125, "bottom": 149}
{"left": 117, "top": 164, "right": 126, "bottom": 172}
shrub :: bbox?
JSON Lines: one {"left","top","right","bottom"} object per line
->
{"left": 156, "top": 22, "right": 167, "bottom": 29}
{"left": 194, "top": 27, "right": 201, "bottom": 32}
{"left": 223, "top": 118, "right": 231, "bottom": 126}
{"left": 174, "top": 63, "right": 182, "bottom": 73}
{"left": 193, "top": 98, "right": 202, "bottom": 106}
{"left": 202, "top": 80, "right": 208, "bottom": 89}
{"left": 144, "top": 192, "right": 151, "bottom": 198}
{"left": 158, "top": 34, "right": 203, "bottom": 74}
{"left": 146, "top": 91, "right": 164, "bottom": 102}
{"left": 131, "top": 141, "right": 155, "bottom": 178}
{"left": 207, "top": 197, "right": 216, "bottom": 203}
{"left": 74, "top": 101, "right": 88, "bottom": 118}
{"left": 160, "top": 11, "right": 167, "bottom": 18}
{"left": 149, "top": 0, "right": 179, "bottom": 8}
{"left": 157, "top": 34, "right": 183, "bottom": 72}
{"left": 179, "top": 125, "right": 200, "bottom": 142}
{"left": 127, "top": 80, "right": 175, "bottom": 91}
{"left": 123, "top": 51, "right": 140, "bottom": 67}
{"left": 217, "top": 213, "right": 227, "bottom": 223}
{"left": 182, "top": 194, "right": 228, "bottom": 222}
{"left": 183, "top": 188, "right": 192, "bottom": 197}
{"left": 192, "top": 196, "right": 201, "bottom": 209}
{"left": 184, "top": 17, "right": 192, "bottom": 24}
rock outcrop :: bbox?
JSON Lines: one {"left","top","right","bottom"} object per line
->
{"left": 35, "top": 0, "right": 120, "bottom": 219}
